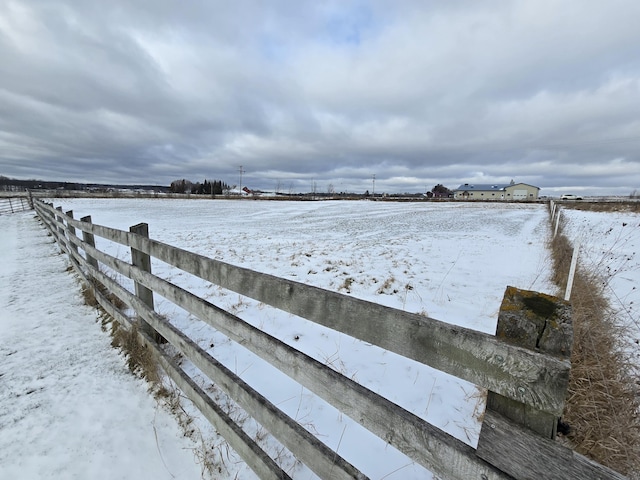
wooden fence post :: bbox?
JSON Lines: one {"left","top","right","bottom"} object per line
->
{"left": 476, "top": 286, "right": 574, "bottom": 477}
{"left": 483, "top": 286, "right": 573, "bottom": 439}
{"left": 129, "top": 223, "right": 164, "bottom": 343}
{"left": 65, "top": 210, "right": 78, "bottom": 255}
{"left": 80, "top": 215, "right": 99, "bottom": 272}
{"left": 55, "top": 206, "right": 68, "bottom": 251}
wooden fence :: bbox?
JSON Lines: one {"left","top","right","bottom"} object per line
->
{"left": 33, "top": 199, "right": 626, "bottom": 480}
{"left": 0, "top": 195, "right": 32, "bottom": 215}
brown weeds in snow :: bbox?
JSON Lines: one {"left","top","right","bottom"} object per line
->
{"left": 550, "top": 210, "right": 640, "bottom": 477}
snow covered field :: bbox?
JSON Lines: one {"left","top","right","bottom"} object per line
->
{"left": 561, "top": 207, "right": 640, "bottom": 364}
{"left": 51, "top": 198, "right": 555, "bottom": 333}
{"left": 34, "top": 198, "right": 556, "bottom": 479}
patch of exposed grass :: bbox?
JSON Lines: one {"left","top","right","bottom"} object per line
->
{"left": 66, "top": 246, "right": 220, "bottom": 476}
{"left": 81, "top": 277, "right": 126, "bottom": 311}
{"left": 81, "top": 284, "right": 99, "bottom": 307}
{"left": 110, "top": 320, "right": 161, "bottom": 384}
{"left": 560, "top": 200, "right": 640, "bottom": 213}
{"left": 376, "top": 275, "right": 396, "bottom": 294}
{"left": 339, "top": 276, "right": 355, "bottom": 293}
{"left": 549, "top": 224, "right": 573, "bottom": 289}
{"left": 106, "top": 313, "right": 224, "bottom": 478}
{"left": 79, "top": 276, "right": 165, "bottom": 388}
{"left": 549, "top": 210, "right": 640, "bottom": 477}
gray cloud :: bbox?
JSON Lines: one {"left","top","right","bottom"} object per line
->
{"left": 1, "top": 0, "right": 639, "bottom": 195}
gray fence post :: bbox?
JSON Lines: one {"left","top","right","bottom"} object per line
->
{"left": 484, "top": 286, "right": 573, "bottom": 439}
{"left": 65, "top": 210, "right": 78, "bottom": 256}
{"left": 475, "top": 286, "right": 574, "bottom": 477}
{"left": 55, "top": 206, "right": 68, "bottom": 252}
{"left": 129, "top": 223, "right": 164, "bottom": 343}
{"left": 80, "top": 215, "right": 99, "bottom": 272}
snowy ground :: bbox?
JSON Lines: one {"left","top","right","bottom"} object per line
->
{"left": 0, "top": 212, "right": 205, "bottom": 480}
{"left": 51, "top": 198, "right": 555, "bottom": 333}
{"left": 37, "top": 198, "right": 557, "bottom": 479}
{"left": 560, "top": 207, "right": 640, "bottom": 365}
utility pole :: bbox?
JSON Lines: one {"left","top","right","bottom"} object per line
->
{"left": 238, "top": 165, "right": 245, "bottom": 194}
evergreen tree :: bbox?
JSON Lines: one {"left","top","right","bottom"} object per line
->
{"left": 431, "top": 184, "right": 452, "bottom": 197}
{"left": 169, "top": 178, "right": 229, "bottom": 195}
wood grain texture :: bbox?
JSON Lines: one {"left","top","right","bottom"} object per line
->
{"left": 488, "top": 286, "right": 573, "bottom": 438}
{"left": 477, "top": 410, "right": 627, "bottom": 480}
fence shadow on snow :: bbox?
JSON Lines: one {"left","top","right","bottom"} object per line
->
{"left": 33, "top": 199, "right": 626, "bottom": 480}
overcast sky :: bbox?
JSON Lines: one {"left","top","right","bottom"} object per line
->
{"left": 1, "top": 1, "right": 640, "bottom": 195}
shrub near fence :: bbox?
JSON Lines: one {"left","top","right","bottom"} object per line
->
{"left": 34, "top": 199, "right": 626, "bottom": 480}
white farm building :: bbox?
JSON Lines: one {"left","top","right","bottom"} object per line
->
{"left": 453, "top": 182, "right": 540, "bottom": 201}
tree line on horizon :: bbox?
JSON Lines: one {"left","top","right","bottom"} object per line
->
{"left": 0, "top": 175, "right": 169, "bottom": 192}
{"left": 169, "top": 179, "right": 230, "bottom": 195}
{"left": 1, "top": 174, "right": 455, "bottom": 198}
{"left": 169, "top": 179, "right": 454, "bottom": 197}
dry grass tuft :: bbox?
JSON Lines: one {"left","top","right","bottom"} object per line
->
{"left": 550, "top": 212, "right": 640, "bottom": 477}
{"left": 84, "top": 277, "right": 126, "bottom": 310}
{"left": 549, "top": 227, "right": 573, "bottom": 289}
{"left": 339, "top": 276, "right": 355, "bottom": 293}
{"left": 110, "top": 320, "right": 161, "bottom": 384}
{"left": 74, "top": 272, "right": 221, "bottom": 477}
{"left": 81, "top": 284, "right": 98, "bottom": 307}
{"left": 105, "top": 314, "right": 222, "bottom": 477}
{"left": 81, "top": 279, "right": 158, "bottom": 386}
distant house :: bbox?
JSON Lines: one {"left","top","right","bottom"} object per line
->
{"left": 453, "top": 182, "right": 540, "bottom": 201}
{"left": 430, "top": 190, "right": 452, "bottom": 199}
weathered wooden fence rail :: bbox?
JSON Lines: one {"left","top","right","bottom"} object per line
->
{"left": 0, "top": 195, "right": 32, "bottom": 215}
{"left": 33, "top": 199, "right": 626, "bottom": 480}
